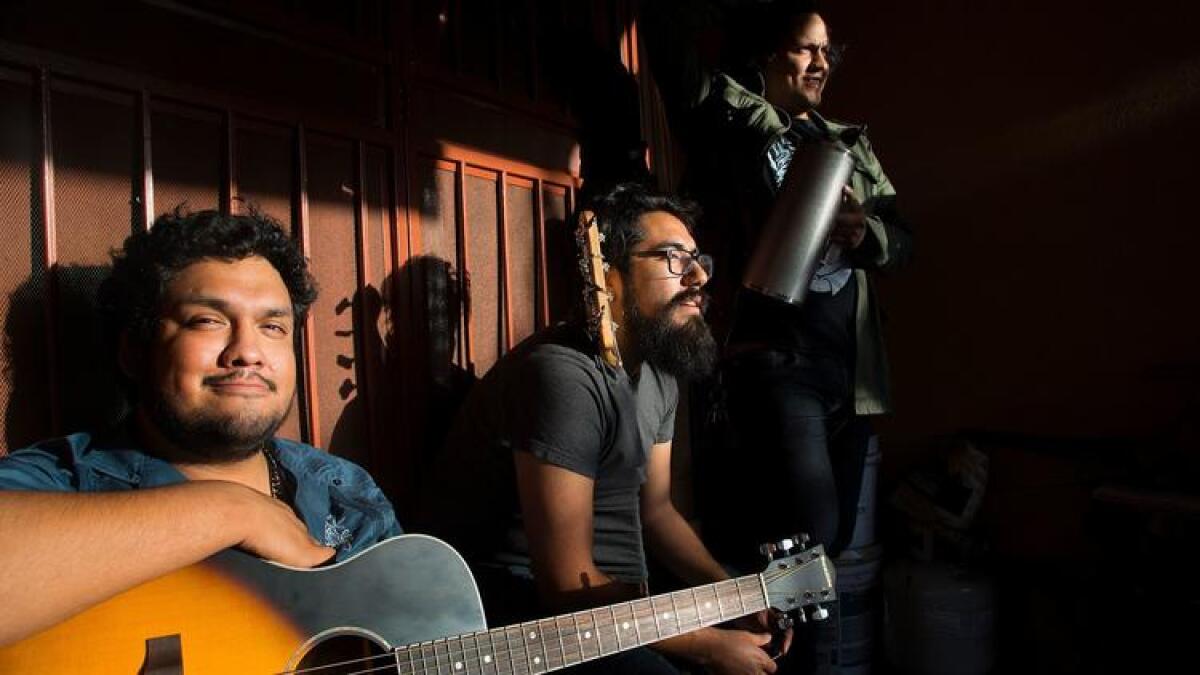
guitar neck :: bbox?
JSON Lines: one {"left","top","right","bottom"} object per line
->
{"left": 393, "top": 574, "right": 767, "bottom": 674}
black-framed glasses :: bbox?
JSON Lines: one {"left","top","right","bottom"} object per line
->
{"left": 630, "top": 248, "right": 714, "bottom": 279}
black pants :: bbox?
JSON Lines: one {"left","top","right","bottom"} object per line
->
{"left": 699, "top": 350, "right": 871, "bottom": 674}
{"left": 703, "top": 349, "right": 872, "bottom": 571}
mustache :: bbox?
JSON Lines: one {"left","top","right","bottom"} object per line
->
{"left": 202, "top": 370, "right": 277, "bottom": 392}
{"left": 668, "top": 290, "right": 711, "bottom": 314}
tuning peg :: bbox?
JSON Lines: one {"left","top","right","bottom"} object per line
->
{"left": 810, "top": 604, "right": 830, "bottom": 621}
{"left": 759, "top": 542, "right": 778, "bottom": 561}
{"left": 774, "top": 612, "right": 794, "bottom": 631}
{"left": 776, "top": 537, "right": 795, "bottom": 555}
{"left": 792, "top": 533, "right": 811, "bottom": 549}
{"left": 793, "top": 609, "right": 807, "bottom": 624}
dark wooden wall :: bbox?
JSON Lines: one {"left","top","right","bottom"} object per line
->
{"left": 0, "top": 1, "right": 645, "bottom": 516}
{"left": 814, "top": 1, "right": 1200, "bottom": 448}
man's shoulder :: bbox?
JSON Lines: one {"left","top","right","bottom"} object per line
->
{"left": 501, "top": 324, "right": 611, "bottom": 384}
{"left": 272, "top": 438, "right": 372, "bottom": 482}
{"left": 0, "top": 431, "right": 151, "bottom": 491}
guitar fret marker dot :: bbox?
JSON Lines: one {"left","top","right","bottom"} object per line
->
{"left": 584, "top": 631, "right": 592, "bottom": 639}
{"left": 454, "top": 662, "right": 463, "bottom": 671}
{"left": 622, "top": 622, "right": 631, "bottom": 630}
{"left": 483, "top": 655, "right": 492, "bottom": 664}
{"left": 529, "top": 631, "right": 537, "bottom": 639}
{"left": 705, "top": 602, "right": 713, "bottom": 609}
{"left": 534, "top": 657, "right": 541, "bottom": 665}
{"left": 663, "top": 612, "right": 672, "bottom": 619}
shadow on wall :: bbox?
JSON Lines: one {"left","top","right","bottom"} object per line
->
{"left": 4, "top": 264, "right": 127, "bottom": 450}
{"left": 336, "top": 251, "right": 476, "bottom": 517}
{"left": 544, "top": 21, "right": 652, "bottom": 201}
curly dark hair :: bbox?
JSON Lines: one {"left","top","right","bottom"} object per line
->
{"left": 585, "top": 183, "right": 701, "bottom": 272}
{"left": 98, "top": 207, "right": 317, "bottom": 378}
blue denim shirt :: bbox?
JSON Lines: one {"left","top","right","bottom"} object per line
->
{"left": 0, "top": 431, "right": 402, "bottom": 561}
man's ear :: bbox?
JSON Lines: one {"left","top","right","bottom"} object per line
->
{"left": 604, "top": 265, "right": 626, "bottom": 324}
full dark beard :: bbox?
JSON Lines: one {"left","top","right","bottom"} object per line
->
{"left": 626, "top": 290, "right": 719, "bottom": 380}
{"left": 146, "top": 393, "right": 292, "bottom": 464}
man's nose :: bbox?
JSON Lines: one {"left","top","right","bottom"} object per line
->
{"left": 684, "top": 262, "right": 710, "bottom": 288}
{"left": 219, "top": 323, "right": 265, "bottom": 368}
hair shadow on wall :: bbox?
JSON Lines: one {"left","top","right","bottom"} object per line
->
{"left": 4, "top": 264, "right": 127, "bottom": 450}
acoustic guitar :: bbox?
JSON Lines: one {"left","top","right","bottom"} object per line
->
{"left": 0, "top": 534, "right": 833, "bottom": 674}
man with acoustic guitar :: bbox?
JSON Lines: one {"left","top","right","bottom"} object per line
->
{"left": 424, "top": 183, "right": 791, "bottom": 674}
{"left": 0, "top": 209, "right": 401, "bottom": 649}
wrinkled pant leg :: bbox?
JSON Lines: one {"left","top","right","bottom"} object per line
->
{"left": 708, "top": 352, "right": 844, "bottom": 571}
{"left": 827, "top": 414, "right": 872, "bottom": 556}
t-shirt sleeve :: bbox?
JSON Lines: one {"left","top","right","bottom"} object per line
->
{"left": 655, "top": 372, "right": 679, "bottom": 444}
{"left": 0, "top": 441, "right": 78, "bottom": 491}
{"left": 503, "top": 349, "right": 609, "bottom": 479}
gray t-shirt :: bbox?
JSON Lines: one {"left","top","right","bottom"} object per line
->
{"left": 426, "top": 324, "right": 678, "bottom": 586}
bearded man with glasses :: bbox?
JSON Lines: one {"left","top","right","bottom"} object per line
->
{"left": 421, "top": 183, "right": 791, "bottom": 675}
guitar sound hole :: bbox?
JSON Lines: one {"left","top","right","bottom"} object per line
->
{"left": 296, "top": 634, "right": 389, "bottom": 674}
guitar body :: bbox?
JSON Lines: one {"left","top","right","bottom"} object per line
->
{"left": 0, "top": 534, "right": 487, "bottom": 674}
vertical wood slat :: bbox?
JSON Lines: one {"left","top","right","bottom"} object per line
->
{"left": 137, "top": 90, "right": 154, "bottom": 230}
{"left": 36, "top": 68, "right": 60, "bottom": 435}
{"left": 352, "top": 140, "right": 375, "bottom": 461}
{"left": 498, "top": 169, "right": 512, "bottom": 352}
{"left": 294, "top": 124, "right": 320, "bottom": 446}
{"left": 221, "top": 110, "right": 236, "bottom": 215}
{"left": 533, "top": 178, "right": 548, "bottom": 330}
{"left": 453, "top": 160, "right": 472, "bottom": 374}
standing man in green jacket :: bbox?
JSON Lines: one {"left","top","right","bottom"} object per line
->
{"left": 642, "top": 0, "right": 913, "bottom": 577}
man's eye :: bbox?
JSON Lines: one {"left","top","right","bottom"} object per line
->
{"left": 263, "top": 323, "right": 289, "bottom": 335}
{"left": 187, "top": 316, "right": 223, "bottom": 327}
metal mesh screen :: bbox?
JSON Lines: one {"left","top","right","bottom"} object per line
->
{"left": 150, "top": 104, "right": 221, "bottom": 215}
{"left": 460, "top": 0, "right": 500, "bottom": 85}
{"left": 465, "top": 172, "right": 500, "bottom": 374}
{"left": 51, "top": 83, "right": 135, "bottom": 435}
{"left": 505, "top": 181, "right": 536, "bottom": 346}
{"left": 0, "top": 73, "right": 49, "bottom": 452}
{"left": 235, "top": 124, "right": 293, "bottom": 224}
{"left": 501, "top": 1, "right": 534, "bottom": 99}
{"left": 417, "top": 162, "right": 462, "bottom": 371}
{"left": 235, "top": 123, "right": 301, "bottom": 440}
{"left": 541, "top": 184, "right": 573, "bottom": 324}
{"left": 362, "top": 145, "right": 392, "bottom": 457}
{"left": 305, "top": 135, "right": 368, "bottom": 462}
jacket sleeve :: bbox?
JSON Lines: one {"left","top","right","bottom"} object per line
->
{"left": 849, "top": 134, "right": 913, "bottom": 273}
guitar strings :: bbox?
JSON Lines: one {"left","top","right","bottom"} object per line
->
{"left": 276, "top": 569, "right": 821, "bottom": 675}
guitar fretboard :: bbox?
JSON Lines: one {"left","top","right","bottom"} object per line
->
{"left": 392, "top": 574, "right": 767, "bottom": 674}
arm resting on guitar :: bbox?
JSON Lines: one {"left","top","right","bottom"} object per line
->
{"left": 512, "top": 452, "right": 641, "bottom": 611}
{"left": 0, "top": 481, "right": 331, "bottom": 647}
{"left": 640, "top": 441, "right": 785, "bottom": 675}
{"left": 641, "top": 441, "right": 730, "bottom": 585}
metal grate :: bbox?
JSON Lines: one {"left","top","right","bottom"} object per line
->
{"left": 0, "top": 74, "right": 50, "bottom": 452}
{"left": 505, "top": 180, "right": 537, "bottom": 347}
{"left": 50, "top": 83, "right": 136, "bottom": 436}
{"left": 304, "top": 134, "right": 368, "bottom": 461}
{"left": 464, "top": 171, "right": 500, "bottom": 374}
{"left": 541, "top": 184, "right": 573, "bottom": 325}
{"left": 150, "top": 104, "right": 222, "bottom": 216}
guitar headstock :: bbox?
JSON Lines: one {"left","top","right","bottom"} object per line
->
{"left": 575, "top": 209, "right": 622, "bottom": 368}
{"left": 759, "top": 535, "right": 836, "bottom": 621}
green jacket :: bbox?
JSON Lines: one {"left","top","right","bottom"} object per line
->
{"left": 641, "top": 1, "right": 912, "bottom": 414}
